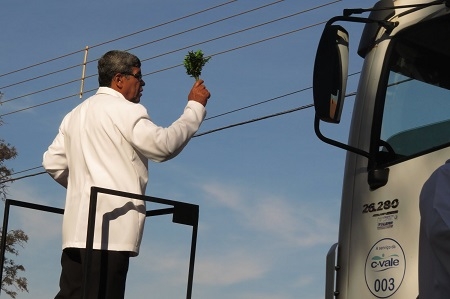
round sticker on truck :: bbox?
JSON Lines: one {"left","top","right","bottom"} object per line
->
{"left": 365, "top": 238, "right": 406, "bottom": 298}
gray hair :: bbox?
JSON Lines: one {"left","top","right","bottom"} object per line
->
{"left": 98, "top": 50, "right": 141, "bottom": 87}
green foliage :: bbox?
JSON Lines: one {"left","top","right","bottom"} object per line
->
{"left": 183, "top": 50, "right": 211, "bottom": 81}
{"left": 0, "top": 107, "right": 28, "bottom": 298}
{"left": 1, "top": 230, "right": 28, "bottom": 298}
{"left": 0, "top": 140, "right": 17, "bottom": 202}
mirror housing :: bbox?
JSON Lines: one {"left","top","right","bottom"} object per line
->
{"left": 313, "top": 25, "right": 349, "bottom": 124}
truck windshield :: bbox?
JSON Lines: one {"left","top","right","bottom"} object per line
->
{"left": 378, "top": 14, "right": 450, "bottom": 162}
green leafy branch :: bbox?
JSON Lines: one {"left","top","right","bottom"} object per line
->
{"left": 183, "top": 50, "right": 211, "bottom": 81}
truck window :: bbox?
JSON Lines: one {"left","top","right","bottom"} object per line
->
{"left": 376, "top": 15, "right": 450, "bottom": 164}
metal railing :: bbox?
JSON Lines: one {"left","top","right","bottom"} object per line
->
{"left": 1, "top": 186, "right": 199, "bottom": 299}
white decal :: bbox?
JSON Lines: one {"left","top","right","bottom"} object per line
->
{"left": 365, "top": 238, "right": 405, "bottom": 298}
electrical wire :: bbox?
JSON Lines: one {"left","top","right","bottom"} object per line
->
{"left": 1, "top": 5, "right": 324, "bottom": 108}
{"left": 0, "top": 92, "right": 82, "bottom": 117}
{"left": 139, "top": 6, "right": 332, "bottom": 62}
{"left": 1, "top": 171, "right": 47, "bottom": 184}
{"left": 2, "top": 54, "right": 360, "bottom": 183}
{"left": 2, "top": 87, "right": 360, "bottom": 184}
{"left": 0, "top": 20, "right": 326, "bottom": 117}
{"left": 0, "top": 64, "right": 82, "bottom": 91}
{"left": 126, "top": 0, "right": 335, "bottom": 54}
{"left": 0, "top": 0, "right": 283, "bottom": 91}
{"left": 0, "top": 0, "right": 238, "bottom": 80}
{"left": 194, "top": 103, "right": 314, "bottom": 137}
{"left": 0, "top": 0, "right": 339, "bottom": 108}
{"left": 205, "top": 89, "right": 310, "bottom": 121}
{"left": 1, "top": 100, "right": 311, "bottom": 185}
{"left": 9, "top": 166, "right": 43, "bottom": 175}
{"left": 0, "top": 0, "right": 333, "bottom": 106}
{"left": 1, "top": 78, "right": 84, "bottom": 106}
{"left": 1, "top": 0, "right": 346, "bottom": 182}
{"left": 143, "top": 20, "right": 328, "bottom": 74}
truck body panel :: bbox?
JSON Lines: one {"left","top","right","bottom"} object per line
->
{"left": 316, "top": 1, "right": 450, "bottom": 298}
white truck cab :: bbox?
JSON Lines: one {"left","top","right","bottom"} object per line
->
{"left": 313, "top": 1, "right": 450, "bottom": 298}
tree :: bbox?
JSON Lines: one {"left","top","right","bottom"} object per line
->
{"left": 1, "top": 229, "right": 28, "bottom": 298}
{"left": 0, "top": 92, "right": 29, "bottom": 298}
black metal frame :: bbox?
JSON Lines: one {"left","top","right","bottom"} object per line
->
{"left": 0, "top": 186, "right": 199, "bottom": 299}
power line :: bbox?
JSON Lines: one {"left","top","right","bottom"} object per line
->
{"left": 1, "top": 100, "right": 313, "bottom": 185}
{"left": 139, "top": 3, "right": 334, "bottom": 62}
{"left": 0, "top": 20, "right": 326, "bottom": 117}
{"left": 0, "top": 64, "right": 82, "bottom": 91}
{"left": 0, "top": 92, "right": 83, "bottom": 117}
{"left": 2, "top": 67, "right": 362, "bottom": 183}
{"left": 0, "top": 0, "right": 338, "bottom": 110}
{"left": 88, "top": 1, "right": 239, "bottom": 49}
{"left": 0, "top": 0, "right": 238, "bottom": 79}
{"left": 209, "top": 21, "right": 325, "bottom": 57}
{"left": 0, "top": 0, "right": 310, "bottom": 102}
{"left": 142, "top": 20, "right": 328, "bottom": 74}
{"left": 1, "top": 78, "right": 83, "bottom": 106}
{"left": 0, "top": 0, "right": 347, "bottom": 182}
{"left": 2, "top": 24, "right": 357, "bottom": 119}
{"left": 126, "top": 0, "right": 323, "bottom": 54}
{"left": 205, "top": 89, "right": 310, "bottom": 121}
{"left": 4, "top": 87, "right": 315, "bottom": 180}
{"left": 194, "top": 103, "right": 314, "bottom": 137}
{"left": 0, "top": 171, "right": 47, "bottom": 184}
{"left": 10, "top": 166, "right": 43, "bottom": 175}
{"left": 3, "top": 87, "right": 360, "bottom": 184}
{"left": 0, "top": 0, "right": 282, "bottom": 91}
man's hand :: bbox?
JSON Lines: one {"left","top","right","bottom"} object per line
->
{"left": 188, "top": 79, "right": 210, "bottom": 107}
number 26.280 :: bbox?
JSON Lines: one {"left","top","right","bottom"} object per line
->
{"left": 362, "top": 199, "right": 399, "bottom": 214}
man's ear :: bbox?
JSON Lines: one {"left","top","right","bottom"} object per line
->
{"left": 111, "top": 73, "right": 124, "bottom": 89}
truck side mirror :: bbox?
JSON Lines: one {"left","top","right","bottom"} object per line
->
{"left": 313, "top": 25, "right": 349, "bottom": 124}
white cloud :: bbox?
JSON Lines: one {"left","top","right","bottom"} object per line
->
{"left": 201, "top": 182, "right": 243, "bottom": 210}
{"left": 136, "top": 246, "right": 193, "bottom": 285}
{"left": 3, "top": 182, "right": 62, "bottom": 244}
{"left": 199, "top": 181, "right": 338, "bottom": 248}
{"left": 293, "top": 275, "right": 315, "bottom": 288}
{"left": 16, "top": 208, "right": 62, "bottom": 241}
{"left": 1, "top": 94, "right": 40, "bottom": 117}
{"left": 3, "top": 179, "right": 337, "bottom": 299}
{"left": 195, "top": 249, "right": 268, "bottom": 286}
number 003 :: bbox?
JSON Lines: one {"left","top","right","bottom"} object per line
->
{"left": 374, "top": 278, "right": 395, "bottom": 292}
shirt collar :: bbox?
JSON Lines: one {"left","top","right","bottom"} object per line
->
{"left": 96, "top": 87, "right": 127, "bottom": 101}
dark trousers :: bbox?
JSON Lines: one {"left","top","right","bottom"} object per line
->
{"left": 55, "top": 248, "right": 130, "bottom": 299}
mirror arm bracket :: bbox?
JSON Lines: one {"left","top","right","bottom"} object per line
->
{"left": 325, "top": 16, "right": 398, "bottom": 33}
{"left": 315, "top": 116, "right": 390, "bottom": 189}
{"left": 314, "top": 115, "right": 372, "bottom": 160}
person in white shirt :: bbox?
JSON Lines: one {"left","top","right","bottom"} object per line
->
{"left": 43, "top": 50, "right": 210, "bottom": 299}
{"left": 419, "top": 160, "right": 450, "bottom": 299}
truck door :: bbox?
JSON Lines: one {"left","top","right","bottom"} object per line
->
{"left": 315, "top": 7, "right": 450, "bottom": 299}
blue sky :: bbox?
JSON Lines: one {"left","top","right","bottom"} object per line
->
{"left": 1, "top": 1, "right": 367, "bottom": 298}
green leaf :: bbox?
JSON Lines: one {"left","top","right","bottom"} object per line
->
{"left": 183, "top": 50, "right": 211, "bottom": 81}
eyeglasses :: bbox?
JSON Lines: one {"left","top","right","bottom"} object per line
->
{"left": 122, "top": 72, "right": 143, "bottom": 81}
